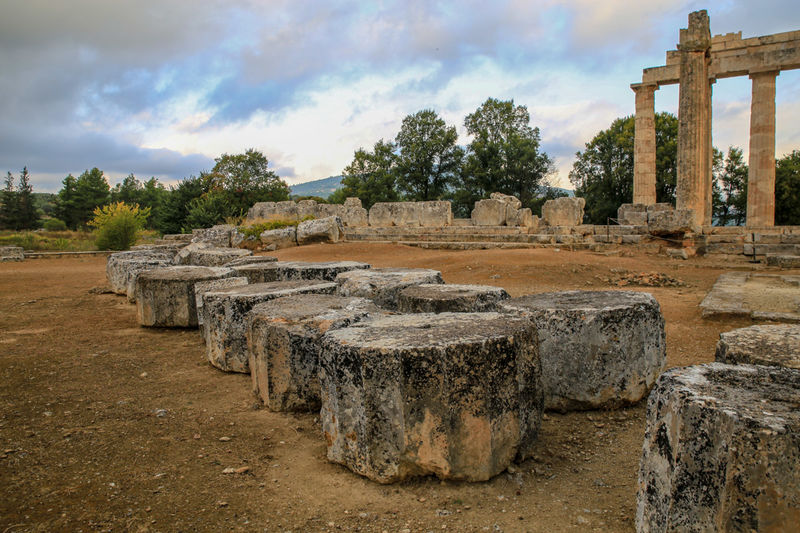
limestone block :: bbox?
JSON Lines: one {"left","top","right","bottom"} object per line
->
{"left": 500, "top": 290, "right": 666, "bottom": 411}
{"left": 471, "top": 199, "right": 507, "bottom": 226}
{"left": 193, "top": 277, "right": 248, "bottom": 328}
{"left": 201, "top": 281, "right": 337, "bottom": 373}
{"left": 636, "top": 363, "right": 800, "bottom": 532}
{"left": 172, "top": 242, "right": 211, "bottom": 265}
{"left": 715, "top": 324, "right": 800, "bottom": 369}
{"left": 191, "top": 224, "right": 235, "bottom": 247}
{"left": 617, "top": 203, "right": 648, "bottom": 226}
{"left": 130, "top": 243, "right": 185, "bottom": 258}
{"left": 335, "top": 267, "right": 444, "bottom": 309}
{"left": 233, "top": 261, "right": 370, "bottom": 283}
{"left": 417, "top": 201, "right": 452, "bottom": 227}
{"left": 646, "top": 202, "right": 673, "bottom": 216}
{"left": 223, "top": 255, "right": 278, "bottom": 268}
{"left": 368, "top": 202, "right": 420, "bottom": 227}
{"left": 106, "top": 250, "right": 172, "bottom": 294}
{"left": 397, "top": 284, "right": 510, "bottom": 313}
{"left": 490, "top": 192, "right": 522, "bottom": 210}
{"left": 506, "top": 207, "right": 532, "bottom": 228}
{"left": 541, "top": 197, "right": 585, "bottom": 227}
{"left": 296, "top": 216, "right": 344, "bottom": 245}
{"left": 123, "top": 259, "right": 173, "bottom": 302}
{"left": 246, "top": 201, "right": 298, "bottom": 221}
{"left": 230, "top": 227, "right": 259, "bottom": 249}
{"left": 319, "top": 312, "right": 543, "bottom": 483}
{"left": 161, "top": 233, "right": 193, "bottom": 242}
{"left": 260, "top": 227, "right": 297, "bottom": 249}
{"left": 766, "top": 254, "right": 800, "bottom": 268}
{"left": 135, "top": 266, "right": 237, "bottom": 328}
{"left": 247, "top": 294, "right": 380, "bottom": 411}
{"left": 296, "top": 199, "right": 317, "bottom": 219}
{"left": 185, "top": 247, "right": 253, "bottom": 267}
{"left": 342, "top": 198, "right": 369, "bottom": 227}
{"left": 647, "top": 209, "right": 699, "bottom": 235}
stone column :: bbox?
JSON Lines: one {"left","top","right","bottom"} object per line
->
{"left": 746, "top": 71, "right": 778, "bottom": 227}
{"left": 703, "top": 80, "right": 715, "bottom": 226}
{"left": 676, "top": 10, "right": 712, "bottom": 227}
{"left": 632, "top": 84, "right": 658, "bottom": 205}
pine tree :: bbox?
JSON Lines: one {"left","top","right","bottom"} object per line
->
{"left": 16, "top": 167, "right": 39, "bottom": 229}
{"left": 0, "top": 172, "right": 17, "bottom": 229}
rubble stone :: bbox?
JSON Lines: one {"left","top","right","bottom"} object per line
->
{"left": 233, "top": 261, "right": 370, "bottom": 283}
{"left": 397, "top": 284, "right": 510, "bottom": 313}
{"left": 260, "top": 227, "right": 297, "bottom": 249}
{"left": 319, "top": 312, "right": 542, "bottom": 483}
{"left": 715, "top": 324, "right": 800, "bottom": 369}
{"left": 201, "top": 281, "right": 337, "bottom": 373}
{"left": 335, "top": 267, "right": 444, "bottom": 309}
{"left": 134, "top": 266, "right": 237, "bottom": 327}
{"left": 636, "top": 363, "right": 800, "bottom": 532}
{"left": 296, "top": 216, "right": 344, "bottom": 245}
{"left": 193, "top": 277, "right": 249, "bottom": 328}
{"left": 247, "top": 294, "right": 380, "bottom": 411}
{"left": 541, "top": 197, "right": 585, "bottom": 227}
{"left": 500, "top": 290, "right": 666, "bottom": 411}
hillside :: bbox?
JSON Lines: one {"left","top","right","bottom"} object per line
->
{"left": 289, "top": 175, "right": 342, "bottom": 198}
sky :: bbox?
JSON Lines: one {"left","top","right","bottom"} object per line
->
{"left": 1, "top": 0, "right": 799, "bottom": 193}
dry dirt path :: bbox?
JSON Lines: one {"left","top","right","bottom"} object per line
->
{"left": 0, "top": 244, "right": 777, "bottom": 532}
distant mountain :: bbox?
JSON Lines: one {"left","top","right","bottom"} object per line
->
{"left": 289, "top": 175, "right": 342, "bottom": 198}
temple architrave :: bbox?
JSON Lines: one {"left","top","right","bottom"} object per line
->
{"left": 631, "top": 10, "right": 800, "bottom": 227}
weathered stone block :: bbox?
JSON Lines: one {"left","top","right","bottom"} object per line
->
{"left": 368, "top": 202, "right": 419, "bottom": 227}
{"left": 135, "top": 266, "right": 237, "bottom": 328}
{"left": 233, "top": 261, "right": 370, "bottom": 283}
{"left": 617, "top": 203, "right": 648, "bottom": 226}
{"left": 766, "top": 254, "right": 800, "bottom": 268}
{"left": 417, "top": 201, "right": 452, "bottom": 227}
{"left": 319, "top": 312, "right": 543, "bottom": 483}
{"left": 500, "top": 290, "right": 666, "bottom": 411}
{"left": 296, "top": 216, "right": 344, "bottom": 245}
{"left": 541, "top": 197, "right": 585, "bottom": 227}
{"left": 193, "top": 277, "right": 249, "bottom": 328}
{"left": 341, "top": 197, "right": 369, "bottom": 227}
{"left": 172, "top": 242, "right": 211, "bottom": 265}
{"left": 191, "top": 224, "right": 234, "bottom": 247}
{"left": 397, "top": 284, "right": 510, "bottom": 313}
{"left": 246, "top": 200, "right": 298, "bottom": 221}
{"left": 185, "top": 247, "right": 253, "bottom": 267}
{"left": 645, "top": 202, "right": 673, "bottom": 215}
{"left": 247, "top": 294, "right": 380, "bottom": 411}
{"left": 490, "top": 192, "right": 522, "bottom": 210}
{"left": 471, "top": 199, "right": 507, "bottom": 226}
{"left": 647, "top": 209, "right": 699, "bottom": 235}
{"left": 335, "top": 267, "right": 444, "bottom": 309}
{"left": 222, "top": 255, "right": 278, "bottom": 268}
{"left": 260, "top": 227, "right": 297, "bottom": 249}
{"left": 715, "top": 324, "right": 800, "bottom": 369}
{"left": 201, "top": 281, "right": 337, "bottom": 373}
{"left": 106, "top": 250, "right": 172, "bottom": 295}
{"left": 636, "top": 363, "right": 800, "bottom": 532}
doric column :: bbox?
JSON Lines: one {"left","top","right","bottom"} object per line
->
{"left": 632, "top": 83, "right": 658, "bottom": 205}
{"left": 703, "top": 79, "right": 715, "bottom": 226}
{"left": 746, "top": 71, "right": 778, "bottom": 227}
{"left": 676, "top": 10, "right": 712, "bottom": 227}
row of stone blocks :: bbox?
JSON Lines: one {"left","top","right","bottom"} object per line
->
{"left": 636, "top": 324, "right": 800, "bottom": 531}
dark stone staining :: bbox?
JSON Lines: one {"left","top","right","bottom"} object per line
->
{"left": 396, "top": 284, "right": 510, "bottom": 313}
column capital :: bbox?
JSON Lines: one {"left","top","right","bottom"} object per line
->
{"left": 749, "top": 70, "right": 780, "bottom": 80}
{"left": 631, "top": 83, "right": 659, "bottom": 94}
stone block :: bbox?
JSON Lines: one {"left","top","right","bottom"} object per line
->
{"left": 135, "top": 266, "right": 237, "bottom": 328}
{"left": 508, "top": 208, "right": 534, "bottom": 228}
{"left": 341, "top": 198, "right": 369, "bottom": 227}
{"left": 106, "top": 250, "right": 173, "bottom": 295}
{"left": 621, "top": 235, "right": 643, "bottom": 245}
{"left": 397, "top": 284, "right": 510, "bottom": 313}
{"left": 193, "top": 277, "right": 248, "bottom": 328}
{"left": 471, "top": 199, "right": 508, "bottom": 226}
{"left": 201, "top": 281, "right": 337, "bottom": 373}
{"left": 766, "top": 254, "right": 800, "bottom": 268}
{"left": 715, "top": 324, "right": 800, "bottom": 369}
{"left": 500, "top": 290, "right": 666, "bottom": 411}
{"left": 247, "top": 294, "right": 380, "bottom": 411}
{"left": 636, "top": 363, "right": 800, "bottom": 532}
{"left": 260, "top": 227, "right": 297, "bottom": 249}
{"left": 541, "top": 197, "right": 585, "bottom": 227}
{"left": 318, "top": 312, "right": 543, "bottom": 483}
{"left": 369, "top": 202, "right": 420, "bottom": 227}
{"left": 233, "top": 261, "right": 370, "bottom": 283}
{"left": 296, "top": 216, "right": 344, "bottom": 245}
{"left": 417, "top": 201, "right": 452, "bottom": 227}
{"left": 647, "top": 209, "right": 699, "bottom": 235}
{"left": 222, "top": 255, "right": 278, "bottom": 268}
{"left": 617, "top": 203, "right": 648, "bottom": 225}
{"left": 489, "top": 192, "right": 522, "bottom": 210}
{"left": 191, "top": 224, "right": 234, "bottom": 247}
{"left": 246, "top": 201, "right": 298, "bottom": 222}
{"left": 161, "top": 233, "right": 193, "bottom": 242}
{"left": 645, "top": 202, "right": 673, "bottom": 215}
{"left": 335, "top": 267, "right": 444, "bottom": 309}
{"left": 185, "top": 247, "right": 253, "bottom": 267}
{"left": 172, "top": 242, "right": 211, "bottom": 265}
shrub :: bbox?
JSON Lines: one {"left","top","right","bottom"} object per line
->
{"left": 89, "top": 202, "right": 151, "bottom": 250}
{"left": 42, "top": 218, "right": 68, "bottom": 231}
{"left": 236, "top": 215, "right": 314, "bottom": 239}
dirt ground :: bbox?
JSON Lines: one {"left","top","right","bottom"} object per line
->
{"left": 0, "top": 243, "right": 784, "bottom": 532}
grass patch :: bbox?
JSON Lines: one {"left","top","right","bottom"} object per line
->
{"left": 0, "top": 229, "right": 160, "bottom": 251}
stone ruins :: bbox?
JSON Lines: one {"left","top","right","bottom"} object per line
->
{"left": 631, "top": 9, "right": 800, "bottom": 228}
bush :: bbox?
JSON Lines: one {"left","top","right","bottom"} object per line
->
{"left": 42, "top": 218, "right": 68, "bottom": 231}
{"left": 89, "top": 202, "right": 151, "bottom": 250}
{"left": 236, "top": 216, "right": 314, "bottom": 239}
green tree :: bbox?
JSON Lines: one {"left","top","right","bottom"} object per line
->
{"left": 339, "top": 139, "right": 399, "bottom": 209}
{"left": 15, "top": 167, "right": 38, "bottom": 230}
{"left": 0, "top": 172, "right": 18, "bottom": 229}
{"left": 154, "top": 176, "right": 207, "bottom": 234}
{"left": 207, "top": 149, "right": 290, "bottom": 212}
{"left": 712, "top": 146, "right": 748, "bottom": 226}
{"left": 54, "top": 174, "right": 81, "bottom": 229}
{"left": 60, "top": 168, "right": 110, "bottom": 228}
{"left": 458, "top": 98, "right": 554, "bottom": 215}
{"left": 776, "top": 150, "right": 800, "bottom": 226}
{"left": 569, "top": 112, "right": 678, "bottom": 224}
{"left": 395, "top": 109, "right": 463, "bottom": 201}
{"left": 111, "top": 174, "right": 168, "bottom": 229}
